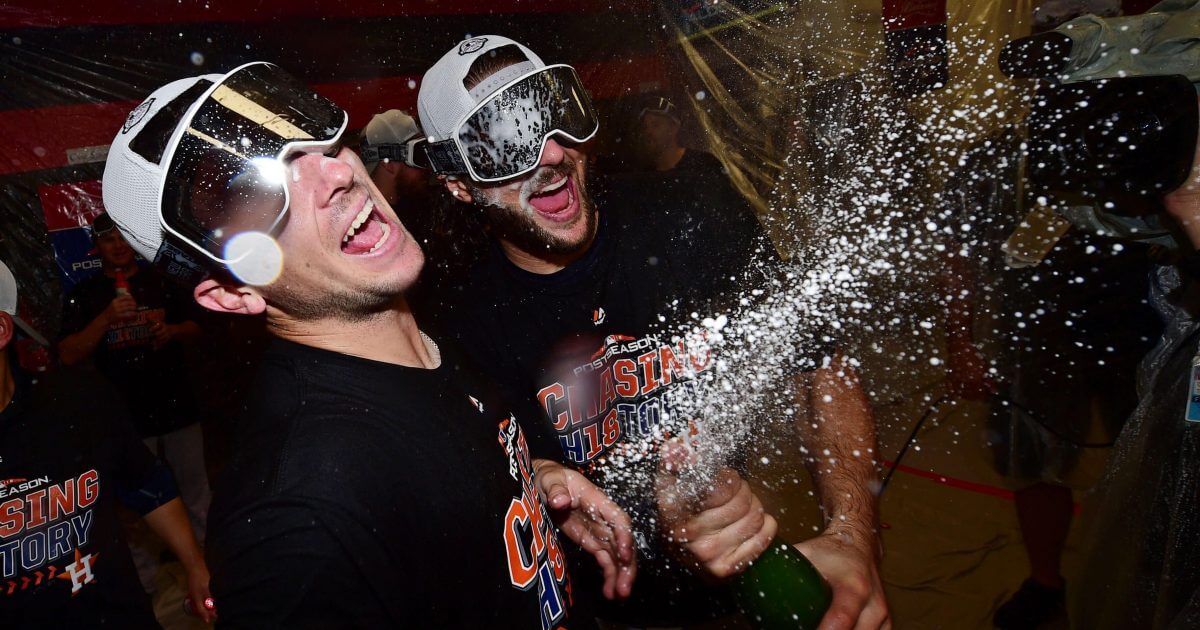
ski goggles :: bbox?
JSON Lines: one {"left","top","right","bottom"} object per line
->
{"left": 361, "top": 135, "right": 431, "bottom": 170}
{"left": 157, "top": 62, "right": 348, "bottom": 266}
{"left": 424, "top": 64, "right": 599, "bottom": 182}
{"left": 638, "top": 96, "right": 679, "bottom": 124}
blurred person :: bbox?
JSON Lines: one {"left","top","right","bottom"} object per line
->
{"left": 1069, "top": 98, "right": 1200, "bottom": 629}
{"left": 417, "top": 36, "right": 888, "bottom": 629}
{"left": 100, "top": 62, "right": 638, "bottom": 628}
{"left": 937, "top": 131, "right": 1159, "bottom": 629}
{"left": 630, "top": 93, "right": 726, "bottom": 180}
{"left": 0, "top": 258, "right": 214, "bottom": 627}
{"left": 359, "top": 109, "right": 432, "bottom": 220}
{"left": 57, "top": 212, "right": 211, "bottom": 594}
{"left": 358, "top": 108, "right": 477, "bottom": 286}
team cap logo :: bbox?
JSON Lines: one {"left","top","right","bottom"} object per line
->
{"left": 458, "top": 37, "right": 488, "bottom": 55}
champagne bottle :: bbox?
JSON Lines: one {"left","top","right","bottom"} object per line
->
{"left": 114, "top": 268, "right": 131, "bottom": 296}
{"left": 732, "top": 538, "right": 832, "bottom": 630}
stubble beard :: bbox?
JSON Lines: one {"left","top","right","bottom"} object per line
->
{"left": 263, "top": 179, "right": 422, "bottom": 323}
{"left": 267, "top": 280, "right": 407, "bottom": 323}
{"left": 468, "top": 158, "right": 598, "bottom": 258}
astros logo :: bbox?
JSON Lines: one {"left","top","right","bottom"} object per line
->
{"left": 592, "top": 308, "right": 606, "bottom": 325}
{"left": 56, "top": 549, "right": 98, "bottom": 595}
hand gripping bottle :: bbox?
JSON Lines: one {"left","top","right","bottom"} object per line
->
{"left": 732, "top": 538, "right": 832, "bottom": 629}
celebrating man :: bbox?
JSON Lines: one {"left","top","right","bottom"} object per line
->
{"left": 416, "top": 36, "right": 890, "bottom": 628}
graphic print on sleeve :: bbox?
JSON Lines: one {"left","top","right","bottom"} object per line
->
{"left": 496, "top": 415, "right": 573, "bottom": 630}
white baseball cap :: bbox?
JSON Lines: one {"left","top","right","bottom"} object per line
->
{"left": 103, "top": 73, "right": 222, "bottom": 264}
{"left": 361, "top": 110, "right": 421, "bottom": 173}
{"left": 417, "top": 35, "right": 546, "bottom": 143}
{"left": 102, "top": 63, "right": 348, "bottom": 287}
{"left": 0, "top": 259, "right": 48, "bottom": 346}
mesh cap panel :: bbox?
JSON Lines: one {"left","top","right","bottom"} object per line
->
{"left": 102, "top": 74, "right": 220, "bottom": 263}
{"left": 417, "top": 35, "right": 545, "bottom": 142}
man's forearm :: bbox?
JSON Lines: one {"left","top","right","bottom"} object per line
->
{"left": 794, "top": 357, "right": 880, "bottom": 549}
{"left": 58, "top": 315, "right": 109, "bottom": 365}
{"left": 142, "top": 497, "right": 205, "bottom": 572}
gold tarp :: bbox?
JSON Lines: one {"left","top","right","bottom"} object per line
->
{"left": 658, "top": 0, "right": 1035, "bottom": 257}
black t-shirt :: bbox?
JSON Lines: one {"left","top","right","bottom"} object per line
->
{"left": 670, "top": 149, "right": 727, "bottom": 182}
{"left": 206, "top": 338, "right": 589, "bottom": 630}
{"left": 61, "top": 267, "right": 197, "bottom": 437}
{"left": 0, "top": 365, "right": 176, "bottom": 629}
{"left": 418, "top": 174, "right": 781, "bottom": 624}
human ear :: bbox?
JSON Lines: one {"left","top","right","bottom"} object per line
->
{"left": 444, "top": 178, "right": 474, "bottom": 204}
{"left": 193, "top": 278, "right": 267, "bottom": 315}
{"left": 0, "top": 312, "right": 12, "bottom": 353}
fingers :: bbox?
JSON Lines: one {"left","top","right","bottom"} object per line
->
{"left": 593, "top": 548, "right": 618, "bottom": 600}
{"left": 556, "top": 504, "right": 637, "bottom": 600}
{"left": 615, "top": 563, "right": 635, "bottom": 599}
{"left": 691, "top": 510, "right": 776, "bottom": 579}
{"left": 799, "top": 533, "right": 889, "bottom": 630}
{"left": 557, "top": 510, "right": 607, "bottom": 555}
{"left": 680, "top": 478, "right": 776, "bottom": 578}
{"left": 657, "top": 464, "right": 777, "bottom": 579}
{"left": 187, "top": 593, "right": 217, "bottom": 623}
{"left": 853, "top": 593, "right": 890, "bottom": 630}
{"left": 818, "top": 585, "right": 869, "bottom": 630}
{"left": 541, "top": 475, "right": 574, "bottom": 511}
{"left": 822, "top": 581, "right": 889, "bottom": 630}
{"left": 539, "top": 466, "right": 638, "bottom": 600}
{"left": 658, "top": 466, "right": 747, "bottom": 538}
{"left": 109, "top": 296, "right": 138, "bottom": 321}
{"left": 678, "top": 474, "right": 755, "bottom": 543}
{"left": 697, "top": 468, "right": 746, "bottom": 511}
{"left": 816, "top": 592, "right": 864, "bottom": 624}
{"left": 589, "top": 494, "right": 634, "bottom": 564}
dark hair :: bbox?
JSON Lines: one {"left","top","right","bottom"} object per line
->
{"left": 418, "top": 190, "right": 490, "bottom": 285}
{"left": 90, "top": 213, "right": 119, "bottom": 242}
{"left": 463, "top": 45, "right": 531, "bottom": 92}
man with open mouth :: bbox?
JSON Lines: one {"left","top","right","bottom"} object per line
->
{"left": 99, "top": 61, "right": 636, "bottom": 628}
{"left": 416, "top": 35, "right": 890, "bottom": 628}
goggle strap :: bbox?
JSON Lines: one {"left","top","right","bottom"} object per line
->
{"left": 362, "top": 144, "right": 409, "bottom": 164}
{"left": 425, "top": 138, "right": 470, "bottom": 175}
{"left": 154, "top": 238, "right": 210, "bottom": 286}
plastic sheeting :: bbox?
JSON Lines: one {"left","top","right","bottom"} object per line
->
{"left": 649, "top": 0, "right": 1036, "bottom": 259}
{"left": 1071, "top": 266, "right": 1200, "bottom": 629}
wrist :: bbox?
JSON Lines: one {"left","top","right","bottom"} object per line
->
{"left": 182, "top": 555, "right": 208, "bottom": 575}
{"left": 822, "top": 518, "right": 881, "bottom": 560}
{"left": 532, "top": 458, "right": 560, "bottom": 476}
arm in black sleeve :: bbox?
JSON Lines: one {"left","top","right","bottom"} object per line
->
{"left": 106, "top": 402, "right": 179, "bottom": 515}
